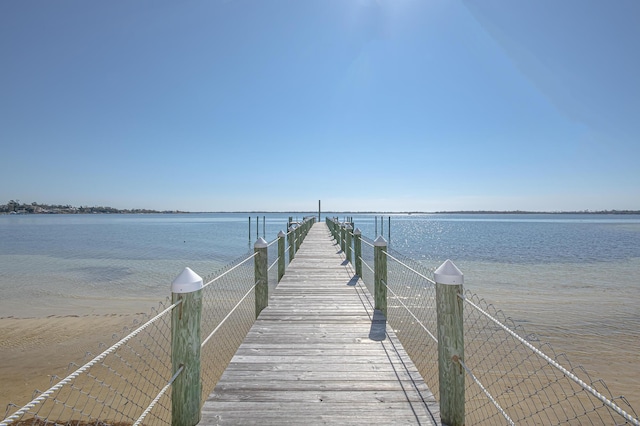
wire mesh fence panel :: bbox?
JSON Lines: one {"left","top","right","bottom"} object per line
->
{"left": 267, "top": 237, "right": 280, "bottom": 297}
{"left": 359, "top": 236, "right": 375, "bottom": 296}
{"left": 462, "top": 291, "right": 640, "bottom": 425}
{"left": 199, "top": 251, "right": 256, "bottom": 406}
{"left": 2, "top": 301, "right": 176, "bottom": 426}
{"left": 383, "top": 249, "right": 440, "bottom": 401}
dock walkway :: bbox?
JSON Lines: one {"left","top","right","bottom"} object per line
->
{"left": 201, "top": 222, "right": 439, "bottom": 425}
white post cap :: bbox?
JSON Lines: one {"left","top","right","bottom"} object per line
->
{"left": 171, "top": 267, "right": 203, "bottom": 294}
{"left": 345, "top": 224, "right": 353, "bottom": 230}
{"left": 254, "top": 237, "right": 268, "bottom": 249}
{"left": 278, "top": 230, "right": 286, "bottom": 238}
{"left": 434, "top": 259, "right": 464, "bottom": 285}
{"left": 374, "top": 235, "right": 387, "bottom": 247}
{"left": 354, "top": 228, "right": 362, "bottom": 235}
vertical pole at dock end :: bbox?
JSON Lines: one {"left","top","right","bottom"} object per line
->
{"left": 435, "top": 259, "right": 465, "bottom": 426}
{"left": 354, "top": 228, "right": 362, "bottom": 277}
{"left": 277, "top": 230, "right": 286, "bottom": 282}
{"left": 171, "top": 267, "right": 203, "bottom": 426}
{"left": 345, "top": 224, "right": 353, "bottom": 264}
{"left": 254, "top": 237, "right": 269, "bottom": 318}
{"left": 318, "top": 200, "right": 321, "bottom": 222}
{"left": 374, "top": 236, "right": 388, "bottom": 317}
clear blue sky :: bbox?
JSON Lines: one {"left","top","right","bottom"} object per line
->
{"left": 2, "top": 0, "right": 639, "bottom": 212}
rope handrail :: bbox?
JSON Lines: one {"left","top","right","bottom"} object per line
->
{"left": 361, "top": 238, "right": 375, "bottom": 248}
{"left": 203, "top": 252, "right": 257, "bottom": 288}
{"left": 381, "top": 279, "right": 438, "bottom": 344}
{"left": 268, "top": 256, "right": 279, "bottom": 271}
{"left": 458, "top": 358, "right": 515, "bottom": 426}
{"left": 132, "top": 364, "right": 184, "bottom": 426}
{"left": 201, "top": 282, "right": 258, "bottom": 349}
{"left": 359, "top": 256, "right": 374, "bottom": 274}
{"left": 384, "top": 251, "right": 436, "bottom": 285}
{"left": 460, "top": 293, "right": 640, "bottom": 426}
{"left": 1, "top": 300, "right": 181, "bottom": 425}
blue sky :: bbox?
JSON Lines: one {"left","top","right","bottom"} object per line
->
{"left": 2, "top": 0, "right": 639, "bottom": 212}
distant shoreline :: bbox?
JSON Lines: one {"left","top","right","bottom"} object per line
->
{"left": 3, "top": 208, "right": 640, "bottom": 216}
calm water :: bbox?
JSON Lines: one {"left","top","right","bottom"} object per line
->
{"left": 1, "top": 212, "right": 639, "bottom": 405}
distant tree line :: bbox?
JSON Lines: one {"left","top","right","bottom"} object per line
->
{"left": 0, "top": 200, "right": 180, "bottom": 214}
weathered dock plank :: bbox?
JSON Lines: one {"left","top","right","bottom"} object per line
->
{"left": 201, "top": 222, "right": 440, "bottom": 425}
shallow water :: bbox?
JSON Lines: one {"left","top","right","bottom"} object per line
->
{"left": 1, "top": 212, "right": 639, "bottom": 409}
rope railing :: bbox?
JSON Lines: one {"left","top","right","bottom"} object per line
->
{"left": 460, "top": 292, "right": 640, "bottom": 426}
{"left": 1, "top": 217, "right": 320, "bottom": 426}
{"left": 1, "top": 300, "right": 181, "bottom": 425}
{"left": 345, "top": 224, "right": 640, "bottom": 426}
{"left": 458, "top": 358, "right": 516, "bottom": 426}
{"left": 132, "top": 364, "right": 184, "bottom": 426}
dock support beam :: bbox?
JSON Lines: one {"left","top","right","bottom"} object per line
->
{"left": 171, "top": 268, "right": 203, "bottom": 426}
{"left": 374, "top": 236, "right": 388, "bottom": 317}
{"left": 435, "top": 260, "right": 465, "bottom": 426}
{"left": 254, "top": 237, "right": 268, "bottom": 318}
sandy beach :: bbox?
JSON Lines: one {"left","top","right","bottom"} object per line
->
{"left": 0, "top": 314, "right": 145, "bottom": 417}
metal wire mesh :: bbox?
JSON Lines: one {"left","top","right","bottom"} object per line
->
{"left": 1, "top": 300, "right": 177, "bottom": 426}
{"left": 199, "top": 251, "right": 257, "bottom": 408}
{"left": 359, "top": 236, "right": 375, "bottom": 296}
{"left": 383, "top": 249, "right": 440, "bottom": 403}
{"left": 461, "top": 291, "right": 640, "bottom": 425}
{"left": 2, "top": 250, "right": 260, "bottom": 426}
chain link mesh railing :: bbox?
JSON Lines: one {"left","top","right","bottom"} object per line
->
{"left": 350, "top": 226, "right": 640, "bottom": 426}
{"left": 2, "top": 250, "right": 258, "bottom": 426}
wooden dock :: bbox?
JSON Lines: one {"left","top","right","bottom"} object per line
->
{"left": 201, "top": 222, "right": 440, "bottom": 425}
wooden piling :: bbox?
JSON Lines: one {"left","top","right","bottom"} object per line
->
{"left": 374, "top": 236, "right": 388, "bottom": 317}
{"left": 254, "top": 238, "right": 268, "bottom": 318}
{"left": 354, "top": 228, "right": 362, "bottom": 277}
{"left": 345, "top": 224, "right": 353, "bottom": 264}
{"left": 288, "top": 226, "right": 295, "bottom": 262}
{"left": 435, "top": 259, "right": 465, "bottom": 426}
{"left": 171, "top": 267, "right": 203, "bottom": 426}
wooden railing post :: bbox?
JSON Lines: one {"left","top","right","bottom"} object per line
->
{"left": 340, "top": 223, "right": 346, "bottom": 253}
{"left": 288, "top": 226, "right": 295, "bottom": 262}
{"left": 354, "top": 228, "right": 362, "bottom": 277}
{"left": 171, "top": 267, "right": 203, "bottom": 426}
{"left": 374, "top": 236, "right": 388, "bottom": 317}
{"left": 254, "top": 237, "right": 268, "bottom": 318}
{"left": 435, "top": 259, "right": 465, "bottom": 426}
{"left": 277, "top": 230, "right": 286, "bottom": 282}
{"left": 345, "top": 224, "right": 353, "bottom": 264}
{"left": 294, "top": 224, "right": 300, "bottom": 254}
